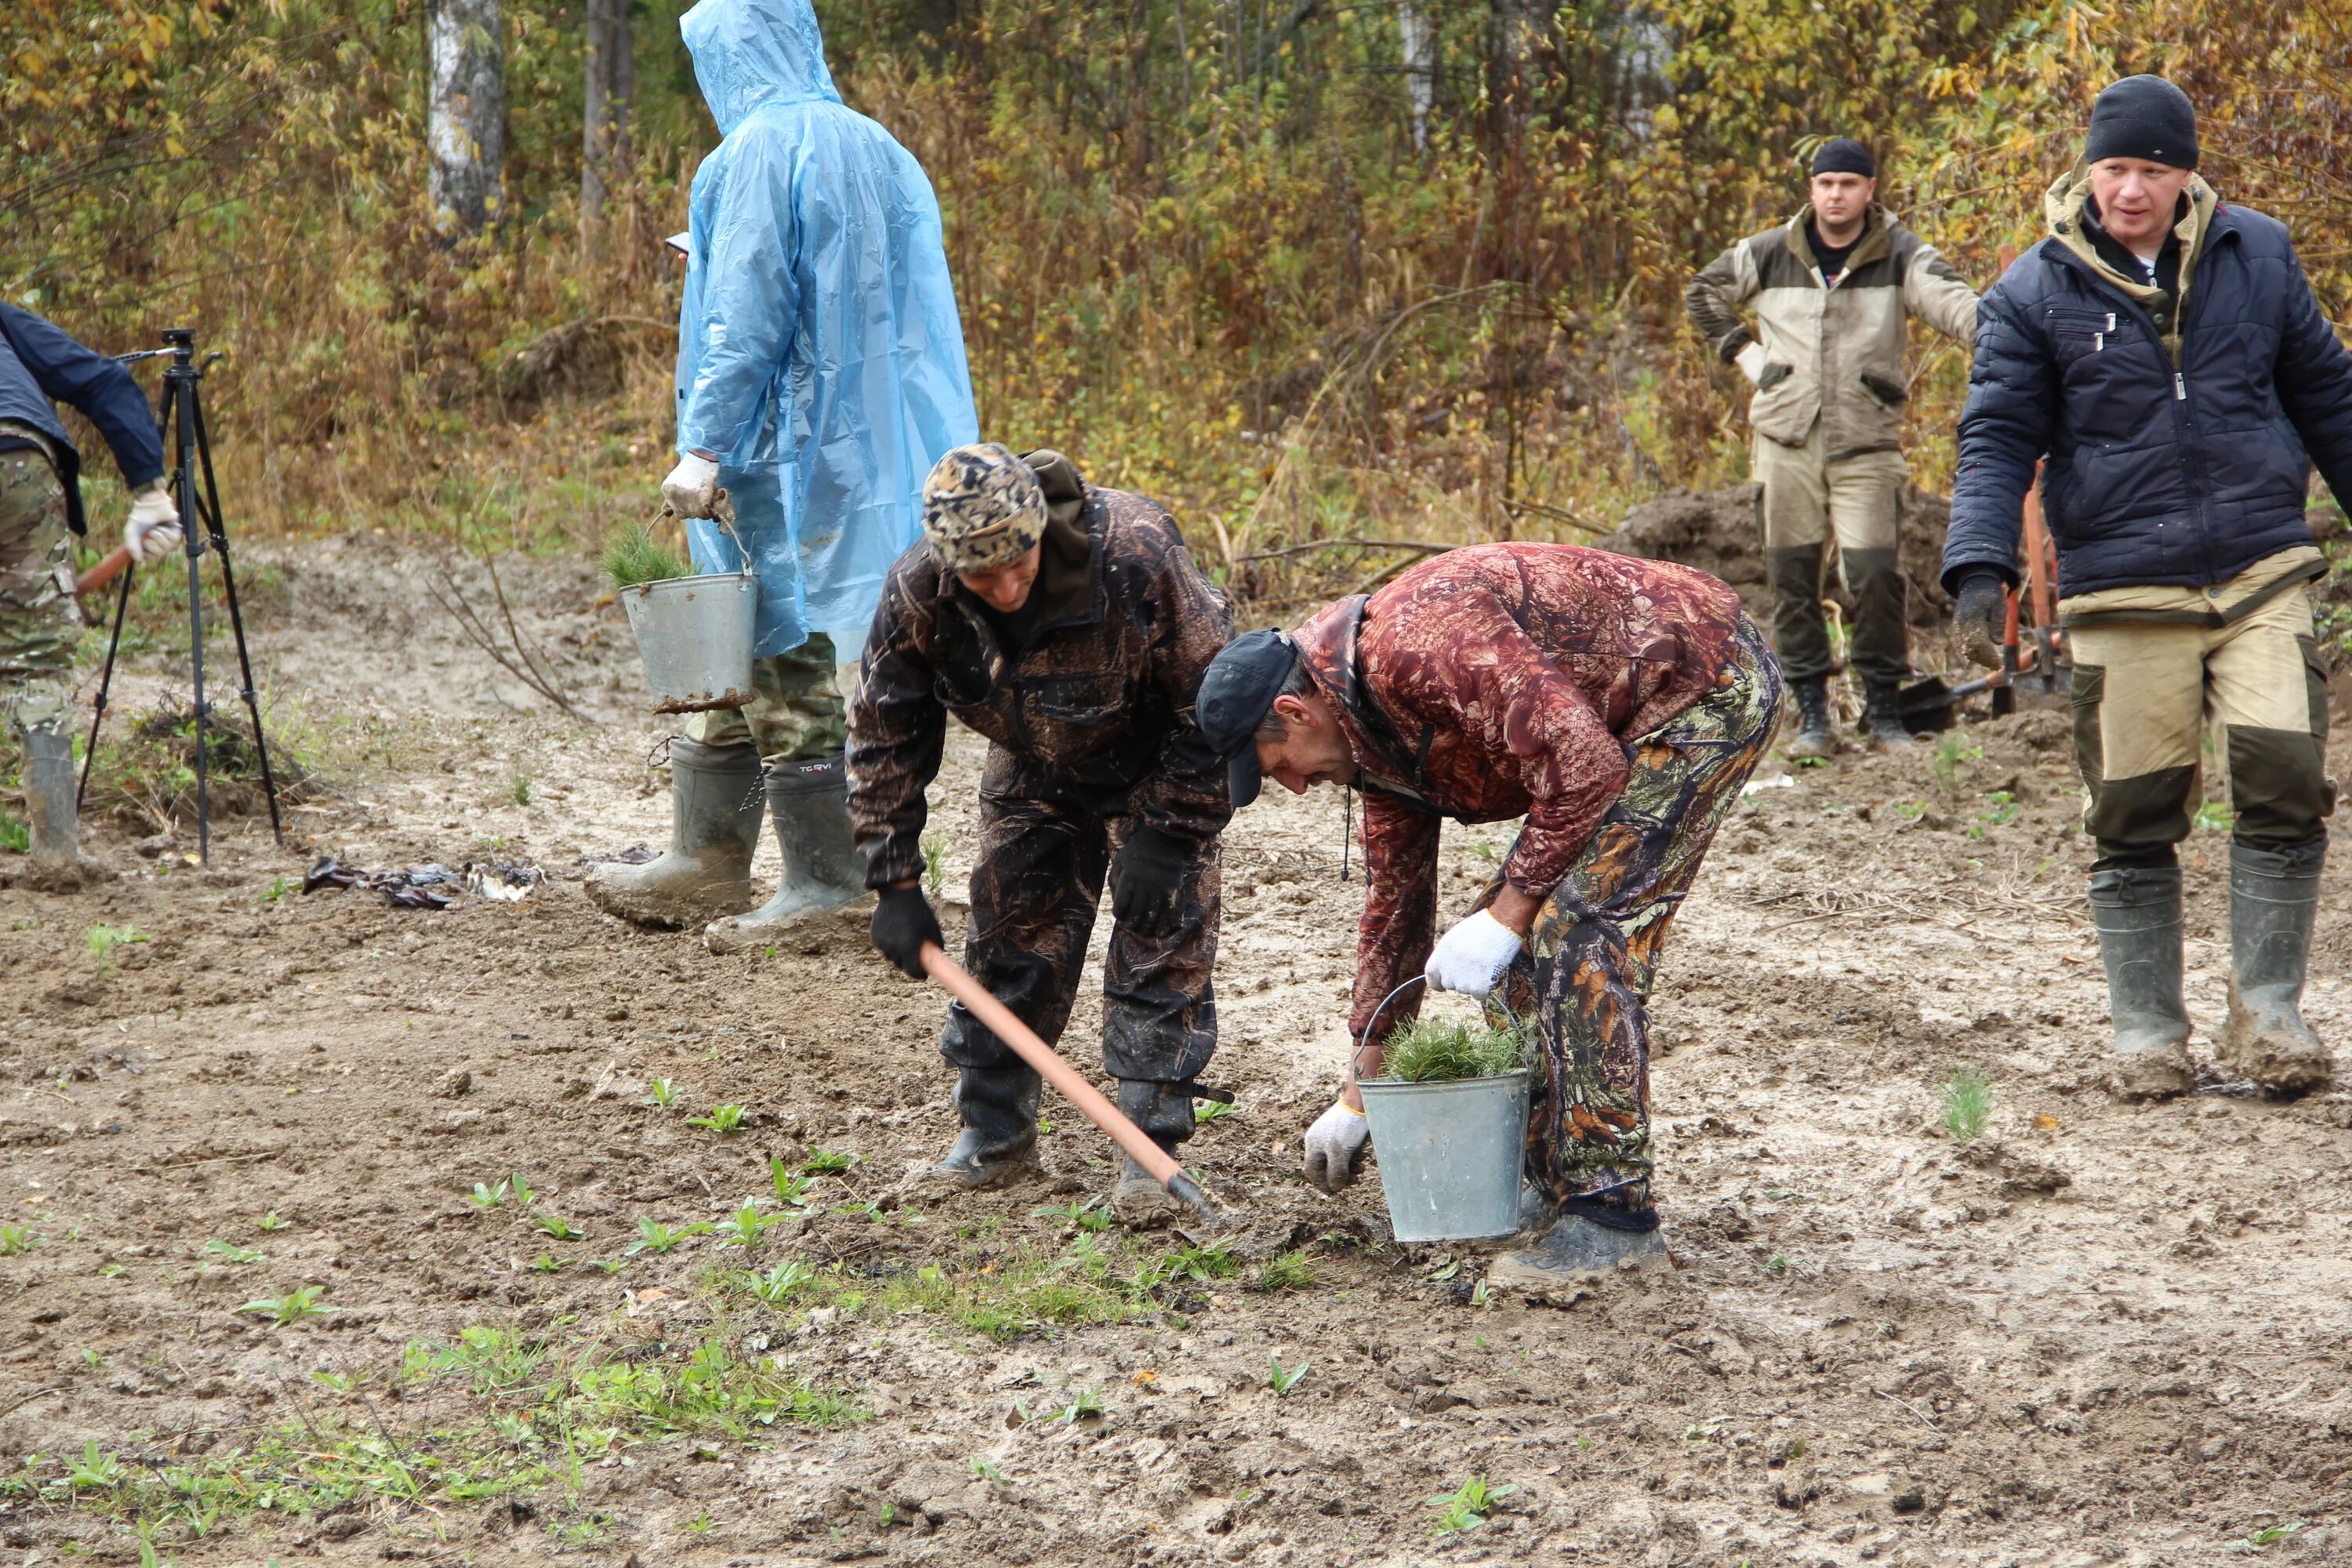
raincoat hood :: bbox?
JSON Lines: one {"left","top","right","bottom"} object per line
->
{"left": 681, "top": 0, "right": 841, "bottom": 133}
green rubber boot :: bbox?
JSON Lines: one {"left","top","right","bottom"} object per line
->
{"left": 2087, "top": 865, "right": 2195, "bottom": 1100}
{"left": 705, "top": 752, "right": 869, "bottom": 953}
{"left": 2220, "top": 840, "right": 2333, "bottom": 1094}
{"left": 585, "top": 738, "right": 761, "bottom": 927}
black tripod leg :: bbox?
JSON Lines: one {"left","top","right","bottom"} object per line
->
{"left": 77, "top": 564, "right": 136, "bottom": 811}
{"left": 171, "top": 378, "right": 210, "bottom": 864}
{"left": 189, "top": 387, "right": 283, "bottom": 847}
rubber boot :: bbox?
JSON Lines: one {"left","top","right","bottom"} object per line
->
{"left": 2087, "top": 865, "right": 2195, "bottom": 1099}
{"left": 1110, "top": 1079, "right": 1196, "bottom": 1228}
{"left": 705, "top": 753, "right": 869, "bottom": 954}
{"left": 2220, "top": 840, "right": 2334, "bottom": 1094}
{"left": 585, "top": 738, "right": 760, "bottom": 928}
{"left": 927, "top": 1065, "right": 1042, "bottom": 1189}
{"left": 16, "top": 722, "right": 96, "bottom": 889}
{"left": 1783, "top": 675, "right": 1836, "bottom": 760}
{"left": 1860, "top": 681, "right": 1915, "bottom": 750}
{"left": 1487, "top": 1210, "right": 1668, "bottom": 1294}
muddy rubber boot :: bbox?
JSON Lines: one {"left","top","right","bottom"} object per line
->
{"left": 705, "top": 753, "right": 870, "bottom": 954}
{"left": 585, "top": 738, "right": 761, "bottom": 928}
{"left": 1783, "top": 675, "right": 1836, "bottom": 760}
{"left": 16, "top": 722, "right": 96, "bottom": 889}
{"left": 1486, "top": 1210, "right": 1668, "bottom": 1294}
{"left": 2087, "top": 865, "right": 2195, "bottom": 1100}
{"left": 1109, "top": 1079, "right": 1196, "bottom": 1228}
{"left": 1860, "top": 681, "right": 1915, "bottom": 750}
{"left": 2220, "top": 840, "right": 2334, "bottom": 1094}
{"left": 927, "top": 1065, "right": 1042, "bottom": 1189}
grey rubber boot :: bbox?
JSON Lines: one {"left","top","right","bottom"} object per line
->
{"left": 585, "top": 738, "right": 761, "bottom": 927}
{"left": 705, "top": 752, "right": 869, "bottom": 953}
{"left": 1110, "top": 1079, "right": 1196, "bottom": 1227}
{"left": 17, "top": 722, "right": 95, "bottom": 887}
{"left": 1784, "top": 675, "right": 1836, "bottom": 760}
{"left": 2087, "top": 865, "right": 2195, "bottom": 1099}
{"left": 1860, "top": 681, "right": 1916, "bottom": 750}
{"left": 927, "top": 1065, "right": 1042, "bottom": 1189}
{"left": 2220, "top": 840, "right": 2334, "bottom": 1094}
{"left": 1487, "top": 1210, "right": 1668, "bottom": 1293}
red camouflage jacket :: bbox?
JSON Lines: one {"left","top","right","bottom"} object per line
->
{"left": 1291, "top": 543, "right": 1744, "bottom": 1041}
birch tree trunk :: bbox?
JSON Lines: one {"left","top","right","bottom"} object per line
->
{"left": 429, "top": 0, "right": 504, "bottom": 239}
{"left": 1397, "top": 2, "right": 1435, "bottom": 151}
{"left": 582, "top": 0, "right": 633, "bottom": 250}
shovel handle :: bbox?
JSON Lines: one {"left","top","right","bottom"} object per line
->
{"left": 919, "top": 942, "right": 1219, "bottom": 1224}
{"left": 76, "top": 544, "right": 134, "bottom": 597}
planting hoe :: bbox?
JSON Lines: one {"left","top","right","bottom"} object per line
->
{"left": 919, "top": 942, "right": 1224, "bottom": 1228}
{"left": 76, "top": 544, "right": 135, "bottom": 598}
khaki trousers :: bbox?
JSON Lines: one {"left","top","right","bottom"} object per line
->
{"left": 1752, "top": 425, "right": 1909, "bottom": 687}
{"left": 2066, "top": 553, "right": 2332, "bottom": 866}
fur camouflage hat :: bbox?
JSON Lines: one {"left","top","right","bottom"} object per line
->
{"left": 921, "top": 443, "right": 1047, "bottom": 574}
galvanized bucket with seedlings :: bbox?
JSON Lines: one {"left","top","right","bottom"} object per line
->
{"left": 1358, "top": 989, "right": 1531, "bottom": 1243}
{"left": 608, "top": 494, "right": 758, "bottom": 714}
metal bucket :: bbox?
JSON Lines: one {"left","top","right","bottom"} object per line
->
{"left": 1359, "top": 1070, "right": 1530, "bottom": 1243}
{"left": 621, "top": 571, "right": 757, "bottom": 713}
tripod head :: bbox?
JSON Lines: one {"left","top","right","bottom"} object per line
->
{"left": 112, "top": 328, "right": 224, "bottom": 373}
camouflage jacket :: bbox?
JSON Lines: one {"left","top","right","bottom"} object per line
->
{"left": 848, "top": 477, "right": 1235, "bottom": 890}
{"left": 1291, "top": 543, "right": 1745, "bottom": 1039}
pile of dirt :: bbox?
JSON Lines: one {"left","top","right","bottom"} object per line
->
{"left": 1598, "top": 482, "right": 1955, "bottom": 629}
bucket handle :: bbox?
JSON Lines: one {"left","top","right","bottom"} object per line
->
{"left": 656, "top": 490, "right": 755, "bottom": 576}
{"left": 1353, "top": 972, "right": 1429, "bottom": 1066}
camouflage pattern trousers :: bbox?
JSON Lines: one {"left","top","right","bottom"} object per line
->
{"left": 942, "top": 753, "right": 1221, "bottom": 1095}
{"left": 684, "top": 633, "right": 848, "bottom": 765}
{"left": 0, "top": 450, "right": 80, "bottom": 739}
{"left": 1483, "top": 613, "right": 1782, "bottom": 1213}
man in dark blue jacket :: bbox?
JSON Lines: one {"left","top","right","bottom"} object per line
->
{"left": 1944, "top": 76, "right": 2352, "bottom": 1100}
{"left": 1, "top": 303, "right": 178, "bottom": 884}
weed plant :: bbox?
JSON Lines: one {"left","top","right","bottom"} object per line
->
{"left": 601, "top": 522, "right": 691, "bottom": 590}
{"left": 1429, "top": 1475, "right": 1517, "bottom": 1534}
{"left": 1380, "top": 1017, "right": 1526, "bottom": 1083}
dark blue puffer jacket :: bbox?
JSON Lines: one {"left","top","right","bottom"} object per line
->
{"left": 1943, "top": 190, "right": 2352, "bottom": 597}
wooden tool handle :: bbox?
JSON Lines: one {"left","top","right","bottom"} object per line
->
{"left": 919, "top": 942, "right": 1218, "bottom": 1223}
{"left": 76, "top": 544, "right": 134, "bottom": 597}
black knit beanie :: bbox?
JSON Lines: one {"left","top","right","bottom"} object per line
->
{"left": 1809, "top": 138, "right": 1876, "bottom": 179}
{"left": 2085, "top": 75, "right": 2198, "bottom": 169}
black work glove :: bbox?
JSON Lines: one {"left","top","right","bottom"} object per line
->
{"left": 1954, "top": 571, "right": 2009, "bottom": 670}
{"left": 1110, "top": 826, "right": 1193, "bottom": 940}
{"left": 870, "top": 884, "right": 943, "bottom": 978}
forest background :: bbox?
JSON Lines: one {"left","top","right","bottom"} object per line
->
{"left": 5, "top": 0, "right": 2351, "bottom": 615}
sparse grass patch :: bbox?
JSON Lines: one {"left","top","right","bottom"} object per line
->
{"left": 1254, "top": 1249, "right": 1316, "bottom": 1293}
{"left": 1941, "top": 1064, "right": 1994, "bottom": 1144}
{"left": 1380, "top": 1017, "right": 1525, "bottom": 1083}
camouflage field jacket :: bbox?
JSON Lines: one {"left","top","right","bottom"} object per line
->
{"left": 848, "top": 482, "right": 1235, "bottom": 891}
{"left": 1290, "top": 543, "right": 1746, "bottom": 1039}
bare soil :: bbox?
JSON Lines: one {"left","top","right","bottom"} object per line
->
{"left": 3, "top": 532, "right": 2350, "bottom": 1568}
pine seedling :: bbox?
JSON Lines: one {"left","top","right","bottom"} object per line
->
{"left": 601, "top": 521, "right": 691, "bottom": 590}
{"left": 922, "top": 834, "right": 949, "bottom": 894}
{"left": 1941, "top": 1064, "right": 1994, "bottom": 1144}
{"left": 1254, "top": 1250, "right": 1315, "bottom": 1293}
{"left": 1381, "top": 1017, "right": 1526, "bottom": 1082}
{"left": 1267, "top": 1356, "right": 1310, "bottom": 1395}
{"left": 84, "top": 922, "right": 147, "bottom": 971}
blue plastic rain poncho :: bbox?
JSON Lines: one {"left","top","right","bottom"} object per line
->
{"left": 675, "top": 0, "right": 978, "bottom": 659}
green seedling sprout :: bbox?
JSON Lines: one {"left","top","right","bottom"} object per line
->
{"left": 1254, "top": 1250, "right": 1314, "bottom": 1292}
{"left": 0, "top": 1225, "right": 42, "bottom": 1258}
{"left": 642, "top": 1078, "right": 681, "bottom": 1109}
{"left": 687, "top": 1103, "right": 748, "bottom": 1133}
{"left": 1267, "top": 1356, "right": 1310, "bottom": 1395}
{"left": 65, "top": 1441, "right": 123, "bottom": 1490}
{"left": 534, "top": 1210, "right": 585, "bottom": 1242}
{"left": 84, "top": 922, "right": 147, "bottom": 970}
{"left": 1056, "top": 1387, "right": 1103, "bottom": 1424}
{"left": 256, "top": 1211, "right": 291, "bottom": 1232}
{"left": 1193, "top": 1097, "right": 1238, "bottom": 1125}
{"left": 201, "top": 1240, "right": 265, "bottom": 1265}
{"left": 1033, "top": 1196, "right": 1112, "bottom": 1233}
{"left": 749, "top": 1259, "right": 815, "bottom": 1305}
{"left": 715, "top": 1203, "right": 779, "bottom": 1248}
{"left": 803, "top": 1147, "right": 856, "bottom": 1174}
{"left": 624, "top": 1218, "right": 712, "bottom": 1256}
{"left": 1941, "top": 1063, "right": 1994, "bottom": 1144}
{"left": 921, "top": 833, "right": 949, "bottom": 894}
{"left": 1428, "top": 1475, "right": 1516, "bottom": 1535}
{"left": 769, "top": 1157, "right": 817, "bottom": 1207}
{"left": 238, "top": 1284, "right": 339, "bottom": 1326}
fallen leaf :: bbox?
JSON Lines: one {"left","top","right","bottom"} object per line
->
{"left": 1133, "top": 1370, "right": 1157, "bottom": 1385}
{"left": 2032, "top": 1113, "right": 2061, "bottom": 1131}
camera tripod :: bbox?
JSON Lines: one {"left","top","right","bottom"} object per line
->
{"left": 76, "top": 328, "right": 283, "bottom": 863}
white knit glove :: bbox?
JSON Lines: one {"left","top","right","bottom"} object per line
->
{"left": 1425, "top": 909, "right": 1524, "bottom": 999}
{"left": 125, "top": 485, "right": 182, "bottom": 563}
{"left": 1734, "top": 341, "right": 1771, "bottom": 386}
{"left": 1302, "top": 1100, "right": 1370, "bottom": 1193}
{"left": 661, "top": 452, "right": 721, "bottom": 519}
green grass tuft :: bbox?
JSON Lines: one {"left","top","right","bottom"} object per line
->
{"left": 1941, "top": 1063, "right": 1994, "bottom": 1144}
{"left": 601, "top": 522, "right": 691, "bottom": 590}
{"left": 1380, "top": 1017, "right": 1526, "bottom": 1083}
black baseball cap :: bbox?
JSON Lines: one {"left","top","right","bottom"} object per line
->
{"left": 1196, "top": 628, "right": 1299, "bottom": 810}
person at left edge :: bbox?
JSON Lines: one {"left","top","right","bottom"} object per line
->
{"left": 1, "top": 303, "right": 177, "bottom": 887}
{"left": 588, "top": 0, "right": 978, "bottom": 950}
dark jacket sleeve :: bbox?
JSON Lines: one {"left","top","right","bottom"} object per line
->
{"left": 1685, "top": 240, "right": 1758, "bottom": 363}
{"left": 1348, "top": 791, "right": 1440, "bottom": 1046}
{"left": 2271, "top": 235, "right": 2352, "bottom": 503}
{"left": 1943, "top": 277, "right": 2054, "bottom": 592}
{"left": 845, "top": 562, "right": 947, "bottom": 891}
{"left": 0, "top": 306, "right": 163, "bottom": 491}
{"left": 1130, "top": 530, "right": 1236, "bottom": 845}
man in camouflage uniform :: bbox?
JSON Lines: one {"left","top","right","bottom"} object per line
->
{"left": 1, "top": 304, "right": 178, "bottom": 884}
{"left": 1199, "top": 543, "right": 1779, "bottom": 1288}
{"left": 849, "top": 443, "right": 1233, "bottom": 1220}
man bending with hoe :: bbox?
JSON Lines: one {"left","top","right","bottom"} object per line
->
{"left": 1687, "top": 138, "right": 1978, "bottom": 753}
{"left": 848, "top": 445, "right": 1233, "bottom": 1221}
{"left": 1197, "top": 544, "right": 1779, "bottom": 1286}
{"left": 1947, "top": 76, "right": 2352, "bottom": 1098}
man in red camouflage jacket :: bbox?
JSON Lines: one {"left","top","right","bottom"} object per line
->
{"left": 1199, "top": 543, "right": 1780, "bottom": 1288}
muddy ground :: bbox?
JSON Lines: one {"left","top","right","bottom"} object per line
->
{"left": 2, "top": 530, "right": 2350, "bottom": 1568}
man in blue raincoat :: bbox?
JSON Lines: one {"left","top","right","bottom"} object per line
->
{"left": 589, "top": 0, "right": 978, "bottom": 946}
